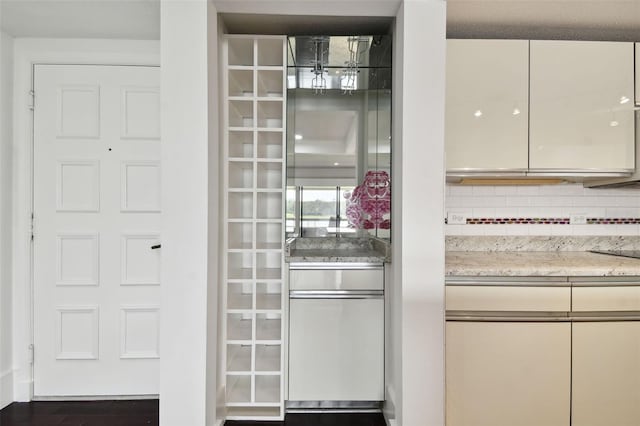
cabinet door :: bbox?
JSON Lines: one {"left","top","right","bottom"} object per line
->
{"left": 530, "top": 41, "right": 634, "bottom": 171}
{"left": 446, "top": 39, "right": 529, "bottom": 171}
{"left": 289, "top": 298, "right": 384, "bottom": 401}
{"left": 446, "top": 321, "right": 571, "bottom": 426}
{"left": 572, "top": 322, "right": 640, "bottom": 426}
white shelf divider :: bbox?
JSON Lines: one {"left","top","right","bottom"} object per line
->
{"left": 222, "top": 34, "right": 287, "bottom": 421}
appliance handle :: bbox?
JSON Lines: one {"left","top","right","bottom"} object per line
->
{"left": 289, "top": 290, "right": 383, "bottom": 299}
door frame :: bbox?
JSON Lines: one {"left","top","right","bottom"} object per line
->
{"left": 12, "top": 38, "right": 160, "bottom": 402}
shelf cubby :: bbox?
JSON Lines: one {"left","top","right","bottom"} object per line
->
{"left": 227, "top": 282, "right": 253, "bottom": 310}
{"left": 229, "top": 161, "right": 254, "bottom": 189}
{"left": 255, "top": 344, "right": 281, "bottom": 372}
{"left": 228, "top": 252, "right": 254, "bottom": 280}
{"left": 229, "top": 69, "right": 254, "bottom": 97}
{"left": 224, "top": 35, "right": 286, "bottom": 421}
{"left": 256, "top": 252, "right": 282, "bottom": 280}
{"left": 256, "top": 192, "right": 282, "bottom": 219}
{"left": 257, "top": 162, "right": 282, "bottom": 189}
{"left": 258, "top": 39, "right": 284, "bottom": 67}
{"left": 228, "top": 222, "right": 254, "bottom": 250}
{"left": 229, "top": 100, "right": 254, "bottom": 128}
{"left": 226, "top": 374, "right": 252, "bottom": 403}
{"left": 227, "top": 313, "right": 253, "bottom": 341}
{"left": 257, "top": 70, "right": 284, "bottom": 98}
{"left": 227, "top": 344, "right": 252, "bottom": 372}
{"left": 228, "top": 192, "right": 253, "bottom": 219}
{"left": 256, "top": 313, "right": 281, "bottom": 341}
{"left": 257, "top": 131, "right": 283, "bottom": 159}
{"left": 226, "top": 407, "right": 281, "bottom": 419}
{"left": 255, "top": 223, "right": 282, "bottom": 250}
{"left": 229, "top": 131, "right": 254, "bottom": 158}
{"left": 255, "top": 374, "right": 281, "bottom": 403}
{"left": 257, "top": 101, "right": 283, "bottom": 129}
{"left": 228, "top": 38, "right": 254, "bottom": 66}
{"left": 256, "top": 282, "right": 282, "bottom": 310}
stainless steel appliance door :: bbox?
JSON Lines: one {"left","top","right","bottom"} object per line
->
{"left": 288, "top": 295, "right": 384, "bottom": 401}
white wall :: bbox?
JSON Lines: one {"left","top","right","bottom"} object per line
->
{"left": 446, "top": 183, "right": 640, "bottom": 236}
{"left": 0, "top": 28, "right": 15, "bottom": 411}
{"left": 160, "top": 1, "right": 218, "bottom": 425}
{"left": 206, "top": 3, "right": 222, "bottom": 426}
{"left": 388, "top": 1, "right": 446, "bottom": 425}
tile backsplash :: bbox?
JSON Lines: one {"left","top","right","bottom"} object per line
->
{"left": 445, "top": 183, "right": 640, "bottom": 236}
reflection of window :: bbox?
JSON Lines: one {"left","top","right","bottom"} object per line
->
{"left": 286, "top": 186, "right": 354, "bottom": 236}
{"left": 285, "top": 187, "right": 297, "bottom": 234}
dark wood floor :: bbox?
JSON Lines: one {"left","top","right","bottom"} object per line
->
{"left": 0, "top": 401, "right": 386, "bottom": 426}
{"left": 0, "top": 400, "right": 159, "bottom": 426}
{"left": 227, "top": 412, "right": 387, "bottom": 426}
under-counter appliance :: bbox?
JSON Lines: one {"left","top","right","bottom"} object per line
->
{"left": 589, "top": 250, "right": 640, "bottom": 259}
{"left": 287, "top": 263, "right": 384, "bottom": 408}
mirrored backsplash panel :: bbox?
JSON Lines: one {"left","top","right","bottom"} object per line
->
{"left": 286, "top": 35, "right": 391, "bottom": 240}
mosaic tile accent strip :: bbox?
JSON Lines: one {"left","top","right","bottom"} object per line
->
{"left": 587, "top": 218, "right": 640, "bottom": 224}
{"left": 458, "top": 217, "right": 640, "bottom": 225}
{"left": 466, "top": 217, "right": 570, "bottom": 225}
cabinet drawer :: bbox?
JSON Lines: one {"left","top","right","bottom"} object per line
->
{"left": 446, "top": 285, "right": 570, "bottom": 312}
{"left": 573, "top": 286, "right": 640, "bottom": 312}
{"left": 290, "top": 268, "right": 383, "bottom": 291}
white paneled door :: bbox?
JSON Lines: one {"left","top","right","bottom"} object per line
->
{"left": 33, "top": 65, "right": 160, "bottom": 397}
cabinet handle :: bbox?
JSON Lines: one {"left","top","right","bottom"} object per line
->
{"left": 151, "top": 244, "right": 161, "bottom": 250}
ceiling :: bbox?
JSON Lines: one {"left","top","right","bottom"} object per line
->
{"left": 447, "top": 0, "right": 640, "bottom": 41}
{"left": 2, "top": 0, "right": 640, "bottom": 42}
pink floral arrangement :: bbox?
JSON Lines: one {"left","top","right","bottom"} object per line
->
{"left": 345, "top": 170, "right": 391, "bottom": 230}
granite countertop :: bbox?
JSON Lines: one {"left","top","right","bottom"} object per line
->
{"left": 286, "top": 237, "right": 391, "bottom": 263}
{"left": 446, "top": 251, "right": 640, "bottom": 277}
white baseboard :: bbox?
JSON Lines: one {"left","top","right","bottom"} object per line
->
{"left": 13, "top": 376, "right": 31, "bottom": 402}
{"left": 32, "top": 394, "right": 159, "bottom": 401}
{"left": 0, "top": 369, "right": 14, "bottom": 409}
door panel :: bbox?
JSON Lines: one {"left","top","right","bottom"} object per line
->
{"left": 33, "top": 64, "right": 160, "bottom": 397}
{"left": 446, "top": 321, "right": 571, "bottom": 426}
{"left": 288, "top": 298, "right": 384, "bottom": 401}
{"left": 445, "top": 39, "right": 529, "bottom": 171}
{"left": 572, "top": 322, "right": 640, "bottom": 426}
{"left": 529, "top": 41, "right": 634, "bottom": 171}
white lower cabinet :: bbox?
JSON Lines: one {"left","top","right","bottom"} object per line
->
{"left": 288, "top": 265, "right": 385, "bottom": 403}
{"left": 289, "top": 297, "right": 384, "bottom": 401}
{"left": 572, "top": 321, "right": 640, "bottom": 426}
{"left": 446, "top": 321, "right": 571, "bottom": 426}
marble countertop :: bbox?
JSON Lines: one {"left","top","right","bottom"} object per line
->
{"left": 286, "top": 237, "right": 390, "bottom": 263}
{"left": 446, "top": 251, "right": 640, "bottom": 277}
{"left": 287, "top": 249, "right": 387, "bottom": 263}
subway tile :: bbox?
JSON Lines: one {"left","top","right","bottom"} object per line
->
{"left": 505, "top": 225, "right": 530, "bottom": 235}
{"left": 445, "top": 224, "right": 465, "bottom": 235}
{"left": 472, "top": 186, "right": 496, "bottom": 196}
{"left": 528, "top": 225, "right": 553, "bottom": 236}
{"left": 449, "top": 185, "right": 473, "bottom": 196}
{"left": 471, "top": 208, "right": 496, "bottom": 217}
{"left": 612, "top": 225, "right": 640, "bottom": 236}
{"left": 516, "top": 186, "right": 541, "bottom": 196}
{"left": 604, "top": 208, "right": 640, "bottom": 218}
{"left": 550, "top": 225, "right": 572, "bottom": 236}
{"left": 495, "top": 186, "right": 519, "bottom": 196}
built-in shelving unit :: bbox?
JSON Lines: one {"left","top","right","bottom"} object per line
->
{"left": 222, "top": 35, "right": 286, "bottom": 421}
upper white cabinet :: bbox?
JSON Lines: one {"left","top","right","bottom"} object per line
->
{"left": 529, "top": 41, "right": 635, "bottom": 172}
{"left": 446, "top": 39, "right": 529, "bottom": 171}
